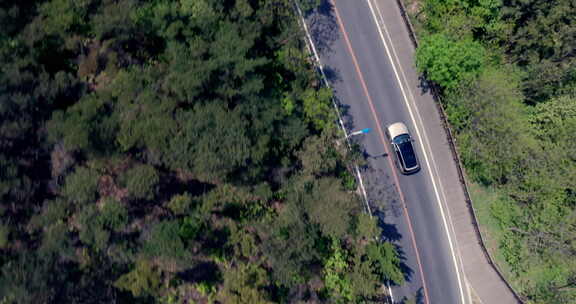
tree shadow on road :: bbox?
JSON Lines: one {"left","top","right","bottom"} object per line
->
{"left": 308, "top": 0, "right": 340, "bottom": 59}
{"left": 362, "top": 167, "right": 403, "bottom": 218}
{"left": 332, "top": 94, "right": 355, "bottom": 132}
{"left": 393, "top": 244, "right": 415, "bottom": 284}
{"left": 322, "top": 65, "right": 342, "bottom": 84}
{"left": 397, "top": 287, "right": 425, "bottom": 304}
{"left": 307, "top": 1, "right": 358, "bottom": 136}
{"left": 374, "top": 212, "right": 402, "bottom": 242}
{"left": 418, "top": 75, "right": 433, "bottom": 95}
{"left": 360, "top": 167, "right": 417, "bottom": 284}
{"left": 417, "top": 74, "right": 444, "bottom": 106}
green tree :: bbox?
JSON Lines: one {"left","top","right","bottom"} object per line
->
{"left": 47, "top": 94, "right": 117, "bottom": 154}
{"left": 261, "top": 206, "right": 323, "bottom": 287}
{"left": 500, "top": 0, "right": 576, "bottom": 102}
{"left": 62, "top": 166, "right": 100, "bottom": 205}
{"left": 37, "top": 0, "right": 92, "bottom": 36}
{"left": 77, "top": 204, "right": 109, "bottom": 252}
{"left": 38, "top": 222, "right": 75, "bottom": 259}
{"left": 218, "top": 263, "right": 272, "bottom": 304}
{"left": 180, "top": 0, "right": 217, "bottom": 19}
{"left": 302, "top": 177, "right": 359, "bottom": 239}
{"left": 298, "top": 128, "right": 339, "bottom": 178}
{"left": 168, "top": 103, "right": 251, "bottom": 181}
{"left": 301, "top": 87, "right": 335, "bottom": 131}
{"left": 166, "top": 193, "right": 193, "bottom": 216}
{"left": 424, "top": 0, "right": 503, "bottom": 39}
{"left": 530, "top": 95, "right": 576, "bottom": 144}
{"left": 112, "top": 69, "right": 177, "bottom": 156}
{"left": 353, "top": 212, "right": 380, "bottom": 241}
{"left": 323, "top": 239, "right": 353, "bottom": 302}
{"left": 0, "top": 155, "right": 23, "bottom": 201}
{"left": 416, "top": 33, "right": 486, "bottom": 90}
{"left": 99, "top": 197, "right": 128, "bottom": 231}
{"left": 529, "top": 95, "right": 576, "bottom": 189}
{"left": 297, "top": 0, "right": 322, "bottom": 13}
{"left": 143, "top": 220, "right": 189, "bottom": 261}
{"left": 347, "top": 253, "right": 381, "bottom": 299}
{"left": 27, "top": 199, "right": 70, "bottom": 232}
{"left": 121, "top": 164, "right": 159, "bottom": 201}
{"left": 365, "top": 242, "right": 405, "bottom": 284}
{"left": 228, "top": 224, "right": 259, "bottom": 260}
{"left": 0, "top": 254, "right": 59, "bottom": 304}
{"left": 114, "top": 260, "right": 162, "bottom": 298}
{"left": 446, "top": 67, "right": 536, "bottom": 185}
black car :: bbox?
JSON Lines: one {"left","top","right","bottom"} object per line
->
{"left": 387, "top": 122, "right": 420, "bottom": 174}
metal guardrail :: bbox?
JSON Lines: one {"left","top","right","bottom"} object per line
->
{"left": 394, "top": 1, "right": 524, "bottom": 303}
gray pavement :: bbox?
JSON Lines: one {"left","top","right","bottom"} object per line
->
{"left": 308, "top": 0, "right": 467, "bottom": 303}
{"left": 371, "top": 1, "right": 521, "bottom": 304}
{"left": 307, "top": 0, "right": 521, "bottom": 303}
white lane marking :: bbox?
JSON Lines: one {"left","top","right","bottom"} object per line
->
{"left": 363, "top": 0, "right": 467, "bottom": 303}
{"left": 369, "top": 6, "right": 474, "bottom": 302}
{"left": 293, "top": 1, "right": 374, "bottom": 218}
{"left": 387, "top": 282, "right": 395, "bottom": 303}
{"left": 355, "top": 166, "right": 373, "bottom": 217}
{"left": 328, "top": 2, "right": 431, "bottom": 302}
{"left": 369, "top": 3, "right": 471, "bottom": 302}
{"left": 372, "top": 8, "right": 476, "bottom": 303}
{"left": 294, "top": 2, "right": 392, "bottom": 302}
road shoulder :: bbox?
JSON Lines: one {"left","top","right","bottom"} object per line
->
{"left": 372, "top": 1, "right": 520, "bottom": 303}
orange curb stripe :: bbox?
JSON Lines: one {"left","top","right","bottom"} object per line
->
{"left": 329, "top": 1, "right": 431, "bottom": 303}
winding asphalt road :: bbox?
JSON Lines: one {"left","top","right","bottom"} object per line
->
{"left": 305, "top": 1, "right": 470, "bottom": 303}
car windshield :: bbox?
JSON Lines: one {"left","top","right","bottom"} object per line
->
{"left": 395, "top": 135, "right": 417, "bottom": 169}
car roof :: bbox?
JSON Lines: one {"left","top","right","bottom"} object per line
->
{"left": 387, "top": 122, "right": 409, "bottom": 139}
{"left": 398, "top": 141, "right": 418, "bottom": 170}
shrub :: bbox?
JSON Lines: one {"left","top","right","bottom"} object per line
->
{"left": 167, "top": 193, "right": 193, "bottom": 216}
{"left": 114, "top": 260, "right": 162, "bottom": 298}
{"left": 63, "top": 166, "right": 100, "bottom": 205}
{"left": 416, "top": 33, "right": 486, "bottom": 90}
{"left": 121, "top": 164, "right": 159, "bottom": 201}
{"left": 99, "top": 197, "right": 128, "bottom": 231}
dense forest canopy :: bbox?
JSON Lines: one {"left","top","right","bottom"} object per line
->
{"left": 412, "top": 0, "right": 576, "bottom": 303}
{"left": 0, "top": 0, "right": 402, "bottom": 303}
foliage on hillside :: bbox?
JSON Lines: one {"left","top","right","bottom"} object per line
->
{"left": 0, "top": 0, "right": 402, "bottom": 303}
{"left": 412, "top": 0, "right": 576, "bottom": 303}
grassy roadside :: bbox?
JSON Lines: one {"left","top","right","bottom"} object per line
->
{"left": 400, "top": 0, "right": 576, "bottom": 303}
{"left": 467, "top": 183, "right": 518, "bottom": 290}
{"left": 399, "top": 0, "right": 426, "bottom": 36}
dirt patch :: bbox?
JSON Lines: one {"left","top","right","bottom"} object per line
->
{"left": 405, "top": 0, "right": 422, "bottom": 16}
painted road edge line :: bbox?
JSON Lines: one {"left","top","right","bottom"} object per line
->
{"left": 329, "top": 0, "right": 431, "bottom": 303}
{"left": 293, "top": 0, "right": 374, "bottom": 218}
{"left": 370, "top": 3, "right": 474, "bottom": 304}
{"left": 364, "top": 0, "right": 467, "bottom": 303}
{"left": 293, "top": 2, "right": 401, "bottom": 302}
